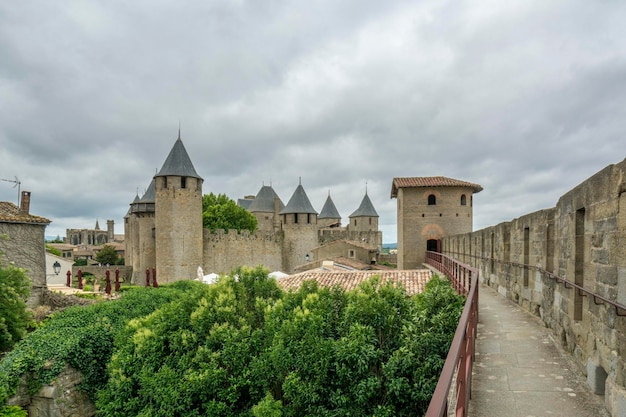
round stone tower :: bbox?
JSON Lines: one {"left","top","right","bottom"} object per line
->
{"left": 128, "top": 180, "right": 156, "bottom": 284}
{"left": 391, "top": 176, "right": 482, "bottom": 269}
{"left": 154, "top": 135, "right": 203, "bottom": 282}
{"left": 279, "top": 180, "right": 318, "bottom": 272}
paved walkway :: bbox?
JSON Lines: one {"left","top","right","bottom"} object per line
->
{"left": 468, "top": 284, "right": 609, "bottom": 417}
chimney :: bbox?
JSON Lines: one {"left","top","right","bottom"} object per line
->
{"left": 20, "top": 191, "right": 31, "bottom": 214}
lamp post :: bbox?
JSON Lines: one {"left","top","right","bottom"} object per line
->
{"left": 53, "top": 261, "right": 61, "bottom": 276}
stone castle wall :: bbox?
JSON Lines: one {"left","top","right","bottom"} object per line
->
{"left": 202, "top": 229, "right": 284, "bottom": 274}
{"left": 318, "top": 228, "right": 382, "bottom": 250}
{"left": 441, "top": 158, "right": 626, "bottom": 416}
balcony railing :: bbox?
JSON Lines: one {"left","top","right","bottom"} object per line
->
{"left": 424, "top": 251, "right": 479, "bottom": 417}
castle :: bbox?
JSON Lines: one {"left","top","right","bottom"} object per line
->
{"left": 124, "top": 135, "right": 385, "bottom": 283}
{"left": 124, "top": 135, "right": 483, "bottom": 283}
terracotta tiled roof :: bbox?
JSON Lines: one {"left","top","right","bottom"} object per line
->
{"left": 0, "top": 202, "right": 51, "bottom": 224}
{"left": 276, "top": 269, "right": 432, "bottom": 297}
{"left": 391, "top": 176, "right": 483, "bottom": 197}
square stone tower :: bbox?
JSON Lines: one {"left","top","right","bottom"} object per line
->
{"left": 391, "top": 176, "right": 482, "bottom": 269}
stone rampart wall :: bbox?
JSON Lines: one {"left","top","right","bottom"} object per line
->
{"left": 203, "top": 229, "right": 284, "bottom": 274}
{"left": 71, "top": 265, "right": 132, "bottom": 282}
{"left": 441, "top": 158, "right": 626, "bottom": 416}
{"left": 318, "top": 229, "right": 382, "bottom": 250}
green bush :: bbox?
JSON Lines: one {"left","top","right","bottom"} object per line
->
{"left": 0, "top": 270, "right": 464, "bottom": 417}
{"left": 0, "top": 281, "right": 208, "bottom": 408}
{"left": 0, "top": 263, "right": 32, "bottom": 352}
{"left": 97, "top": 271, "right": 463, "bottom": 416}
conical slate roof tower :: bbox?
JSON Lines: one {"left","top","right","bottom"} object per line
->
{"left": 155, "top": 134, "right": 203, "bottom": 282}
{"left": 349, "top": 191, "right": 379, "bottom": 232}
{"left": 155, "top": 136, "right": 203, "bottom": 180}
{"left": 249, "top": 184, "right": 284, "bottom": 232}
{"left": 280, "top": 183, "right": 318, "bottom": 215}
{"left": 318, "top": 192, "right": 341, "bottom": 228}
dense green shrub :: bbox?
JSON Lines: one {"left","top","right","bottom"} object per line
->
{"left": 97, "top": 270, "right": 463, "bottom": 416}
{"left": 0, "top": 268, "right": 464, "bottom": 417}
{"left": 0, "top": 280, "right": 208, "bottom": 412}
{"left": 0, "top": 263, "right": 32, "bottom": 352}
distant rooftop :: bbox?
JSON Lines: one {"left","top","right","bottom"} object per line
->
{"left": 276, "top": 269, "right": 432, "bottom": 297}
{"left": 155, "top": 137, "right": 203, "bottom": 180}
{"left": 349, "top": 192, "right": 379, "bottom": 218}
{"left": 318, "top": 194, "right": 341, "bottom": 219}
{"left": 248, "top": 185, "right": 284, "bottom": 213}
{"left": 280, "top": 184, "right": 318, "bottom": 215}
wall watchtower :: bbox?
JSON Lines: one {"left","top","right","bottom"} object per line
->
{"left": 154, "top": 136, "right": 203, "bottom": 282}
{"left": 391, "top": 176, "right": 482, "bottom": 269}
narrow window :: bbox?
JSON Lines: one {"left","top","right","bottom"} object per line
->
{"left": 523, "top": 227, "right": 530, "bottom": 287}
{"left": 354, "top": 219, "right": 357, "bottom": 226}
{"left": 575, "top": 208, "right": 585, "bottom": 321}
{"left": 490, "top": 232, "right": 495, "bottom": 273}
{"left": 294, "top": 213, "right": 298, "bottom": 224}
{"left": 307, "top": 213, "right": 311, "bottom": 224}
{"left": 163, "top": 176, "right": 167, "bottom": 189}
{"left": 349, "top": 250, "right": 355, "bottom": 257}
{"left": 460, "top": 194, "right": 467, "bottom": 205}
{"left": 369, "top": 217, "right": 372, "bottom": 225}
{"left": 428, "top": 194, "right": 436, "bottom": 205}
{"left": 546, "top": 223, "right": 554, "bottom": 274}
{"left": 181, "top": 176, "right": 187, "bottom": 189}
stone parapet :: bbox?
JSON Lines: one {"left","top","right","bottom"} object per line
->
{"left": 441, "top": 157, "right": 626, "bottom": 417}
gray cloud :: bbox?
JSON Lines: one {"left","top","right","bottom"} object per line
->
{"left": 1, "top": 0, "right": 625, "bottom": 242}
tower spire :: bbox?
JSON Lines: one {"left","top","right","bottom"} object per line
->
{"left": 178, "top": 121, "right": 181, "bottom": 140}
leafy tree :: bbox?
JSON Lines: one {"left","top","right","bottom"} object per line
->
{"left": 0, "top": 261, "right": 32, "bottom": 352}
{"left": 73, "top": 258, "right": 88, "bottom": 266}
{"left": 95, "top": 245, "right": 118, "bottom": 266}
{"left": 202, "top": 193, "right": 257, "bottom": 233}
{"left": 46, "top": 245, "right": 62, "bottom": 257}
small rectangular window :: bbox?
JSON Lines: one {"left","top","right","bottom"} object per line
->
{"left": 181, "top": 177, "right": 187, "bottom": 189}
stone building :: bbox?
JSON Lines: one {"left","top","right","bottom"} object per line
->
{"left": 391, "top": 176, "right": 483, "bottom": 269}
{"left": 0, "top": 191, "right": 51, "bottom": 305}
{"left": 125, "top": 135, "right": 383, "bottom": 283}
{"left": 65, "top": 219, "right": 115, "bottom": 245}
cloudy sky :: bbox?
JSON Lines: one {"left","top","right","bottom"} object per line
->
{"left": 1, "top": 1, "right": 624, "bottom": 244}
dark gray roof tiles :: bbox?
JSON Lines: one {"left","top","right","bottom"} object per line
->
{"left": 349, "top": 193, "right": 379, "bottom": 217}
{"left": 137, "top": 179, "right": 156, "bottom": 203}
{"left": 237, "top": 198, "right": 253, "bottom": 210}
{"left": 155, "top": 137, "right": 203, "bottom": 180}
{"left": 280, "top": 184, "right": 318, "bottom": 215}
{"left": 248, "top": 185, "right": 284, "bottom": 213}
{"left": 318, "top": 194, "right": 341, "bottom": 219}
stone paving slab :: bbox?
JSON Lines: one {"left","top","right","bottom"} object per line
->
{"left": 468, "top": 284, "right": 609, "bottom": 417}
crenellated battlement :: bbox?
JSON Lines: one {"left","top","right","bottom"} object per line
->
{"left": 204, "top": 228, "right": 284, "bottom": 243}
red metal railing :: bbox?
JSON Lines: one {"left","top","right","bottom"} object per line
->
{"left": 425, "top": 251, "right": 479, "bottom": 417}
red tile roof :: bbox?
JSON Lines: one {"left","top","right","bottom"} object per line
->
{"left": 276, "top": 269, "right": 432, "bottom": 297}
{"left": 0, "top": 202, "right": 51, "bottom": 224}
{"left": 391, "top": 176, "right": 483, "bottom": 197}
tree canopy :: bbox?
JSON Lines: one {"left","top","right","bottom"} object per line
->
{"left": 202, "top": 193, "right": 257, "bottom": 233}
{"left": 95, "top": 245, "right": 120, "bottom": 266}
{"left": 0, "top": 269, "right": 464, "bottom": 416}
{"left": 0, "top": 260, "right": 32, "bottom": 352}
